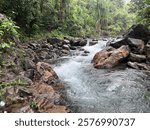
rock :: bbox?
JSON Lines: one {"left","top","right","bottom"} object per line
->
{"left": 79, "top": 48, "right": 85, "bottom": 51}
{"left": 41, "top": 43, "right": 53, "bottom": 50}
{"left": 62, "top": 49, "right": 70, "bottom": 54}
{"left": 34, "top": 82, "right": 55, "bottom": 94}
{"left": 18, "top": 82, "right": 68, "bottom": 113}
{"left": 24, "top": 69, "right": 35, "bottom": 80}
{"left": 22, "top": 59, "right": 35, "bottom": 71}
{"left": 28, "top": 42, "right": 40, "bottom": 50}
{"left": 89, "top": 41, "right": 98, "bottom": 46}
{"left": 18, "top": 89, "right": 32, "bottom": 98}
{"left": 63, "top": 39, "right": 70, "bottom": 44}
{"left": 70, "top": 46, "right": 77, "bottom": 50}
{"left": 146, "top": 41, "right": 150, "bottom": 63}
{"left": 79, "top": 40, "right": 87, "bottom": 46}
{"left": 102, "top": 38, "right": 108, "bottom": 41}
{"left": 128, "top": 38, "right": 145, "bottom": 54}
{"left": 127, "top": 62, "right": 150, "bottom": 70}
{"left": 92, "top": 45, "right": 130, "bottom": 69}
{"left": 47, "top": 38, "right": 63, "bottom": 45}
{"left": 34, "top": 62, "right": 59, "bottom": 86}
{"left": 81, "top": 53, "right": 88, "bottom": 56}
{"left": 58, "top": 42, "right": 63, "bottom": 47}
{"left": 70, "top": 38, "right": 87, "bottom": 46}
{"left": 123, "top": 24, "right": 150, "bottom": 41}
{"left": 39, "top": 51, "right": 51, "bottom": 60}
{"left": 62, "top": 44, "right": 70, "bottom": 50}
{"left": 129, "top": 53, "right": 146, "bottom": 63}
{"left": 109, "top": 38, "right": 145, "bottom": 54}
{"left": 84, "top": 50, "right": 90, "bottom": 53}
{"left": 109, "top": 38, "right": 129, "bottom": 48}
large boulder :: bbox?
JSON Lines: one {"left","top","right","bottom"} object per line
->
{"left": 109, "top": 38, "right": 129, "bottom": 48}
{"left": 34, "top": 62, "right": 60, "bottom": 87}
{"left": 70, "top": 38, "right": 87, "bottom": 46}
{"left": 128, "top": 38, "right": 145, "bottom": 54}
{"left": 123, "top": 24, "right": 150, "bottom": 42}
{"left": 92, "top": 45, "right": 130, "bottom": 69}
{"left": 109, "top": 38, "right": 145, "bottom": 54}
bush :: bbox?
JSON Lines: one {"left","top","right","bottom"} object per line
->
{"left": 0, "top": 16, "right": 19, "bottom": 51}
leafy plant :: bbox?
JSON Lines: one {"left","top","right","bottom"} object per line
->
{"left": 0, "top": 79, "right": 28, "bottom": 90}
{"left": 0, "top": 16, "right": 19, "bottom": 51}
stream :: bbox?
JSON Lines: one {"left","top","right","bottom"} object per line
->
{"left": 54, "top": 40, "right": 150, "bottom": 113}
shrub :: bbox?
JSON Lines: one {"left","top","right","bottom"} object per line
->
{"left": 0, "top": 16, "right": 19, "bottom": 51}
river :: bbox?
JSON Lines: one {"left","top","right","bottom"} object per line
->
{"left": 54, "top": 39, "right": 150, "bottom": 113}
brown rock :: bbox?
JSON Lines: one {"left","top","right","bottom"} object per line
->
{"left": 92, "top": 45, "right": 130, "bottom": 69}
{"left": 35, "top": 62, "right": 58, "bottom": 83}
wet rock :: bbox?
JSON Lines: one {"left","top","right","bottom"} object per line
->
{"left": 109, "top": 38, "right": 128, "bottom": 48}
{"left": 127, "top": 62, "right": 150, "bottom": 70}
{"left": 63, "top": 39, "right": 70, "bottom": 44}
{"left": 84, "top": 50, "right": 90, "bottom": 54}
{"left": 92, "top": 45, "right": 130, "bottom": 69}
{"left": 62, "top": 49, "right": 70, "bottom": 54}
{"left": 89, "top": 41, "right": 98, "bottom": 46}
{"left": 123, "top": 24, "right": 150, "bottom": 41}
{"left": 102, "top": 38, "right": 108, "bottom": 41}
{"left": 129, "top": 53, "right": 146, "bottom": 63}
{"left": 79, "top": 40, "right": 87, "bottom": 46}
{"left": 109, "top": 38, "right": 145, "bottom": 54}
{"left": 62, "top": 44, "right": 70, "bottom": 50}
{"left": 81, "top": 53, "right": 88, "bottom": 56}
{"left": 70, "top": 46, "right": 77, "bottom": 50}
{"left": 70, "top": 38, "right": 87, "bottom": 46}
{"left": 79, "top": 48, "right": 85, "bottom": 51}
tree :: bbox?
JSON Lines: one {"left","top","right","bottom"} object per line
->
{"left": 130, "top": 0, "right": 150, "bottom": 28}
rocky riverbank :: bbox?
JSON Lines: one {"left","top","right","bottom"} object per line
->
{"left": 0, "top": 36, "right": 87, "bottom": 112}
{"left": 92, "top": 24, "right": 150, "bottom": 71}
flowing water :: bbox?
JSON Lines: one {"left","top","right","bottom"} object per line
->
{"left": 54, "top": 40, "right": 150, "bottom": 113}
